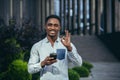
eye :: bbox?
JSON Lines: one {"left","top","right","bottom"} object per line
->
{"left": 54, "top": 24, "right": 59, "bottom": 27}
{"left": 47, "top": 23, "right": 60, "bottom": 27}
{"left": 47, "top": 23, "right": 53, "bottom": 26}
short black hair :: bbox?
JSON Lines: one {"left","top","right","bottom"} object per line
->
{"left": 45, "top": 15, "right": 61, "bottom": 25}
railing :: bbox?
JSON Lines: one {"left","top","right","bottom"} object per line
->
{"left": 0, "top": 0, "right": 120, "bottom": 35}
{"left": 33, "top": 0, "right": 120, "bottom": 35}
{"left": 40, "top": 0, "right": 120, "bottom": 35}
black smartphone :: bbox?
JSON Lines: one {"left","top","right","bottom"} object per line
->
{"left": 50, "top": 53, "right": 57, "bottom": 59}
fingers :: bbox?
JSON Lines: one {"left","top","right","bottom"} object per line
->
{"left": 65, "top": 30, "right": 68, "bottom": 37}
{"left": 61, "top": 30, "right": 71, "bottom": 46}
{"left": 44, "top": 56, "right": 57, "bottom": 65}
{"left": 61, "top": 36, "right": 65, "bottom": 42}
{"left": 65, "top": 30, "right": 69, "bottom": 37}
{"left": 65, "top": 30, "right": 71, "bottom": 38}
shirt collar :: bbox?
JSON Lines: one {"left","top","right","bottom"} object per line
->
{"left": 44, "top": 37, "right": 60, "bottom": 43}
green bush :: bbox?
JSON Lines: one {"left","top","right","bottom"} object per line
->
{"left": 17, "top": 21, "right": 42, "bottom": 61}
{"left": 0, "top": 23, "right": 25, "bottom": 73}
{"left": 9, "top": 19, "right": 16, "bottom": 26}
{"left": 72, "top": 66, "right": 89, "bottom": 77}
{"left": 32, "top": 72, "right": 40, "bottom": 80}
{"left": 2, "top": 59, "right": 32, "bottom": 80}
{"left": 82, "top": 61, "right": 93, "bottom": 72}
{"left": 0, "top": 38, "right": 25, "bottom": 73}
{"left": 0, "top": 70, "right": 9, "bottom": 80}
{"left": 68, "top": 69, "right": 80, "bottom": 80}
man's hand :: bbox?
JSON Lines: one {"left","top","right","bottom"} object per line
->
{"left": 61, "top": 30, "right": 72, "bottom": 51}
{"left": 41, "top": 56, "right": 57, "bottom": 68}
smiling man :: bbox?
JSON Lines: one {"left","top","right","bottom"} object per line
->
{"left": 28, "top": 15, "right": 82, "bottom": 80}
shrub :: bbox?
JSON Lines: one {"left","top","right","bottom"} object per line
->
{"left": 17, "top": 21, "right": 43, "bottom": 61}
{"left": 3, "top": 59, "right": 32, "bottom": 80}
{"left": 18, "top": 20, "right": 42, "bottom": 51}
{"left": 72, "top": 66, "right": 89, "bottom": 77}
{"left": 0, "top": 70, "right": 9, "bottom": 80}
{"left": 82, "top": 61, "right": 93, "bottom": 72}
{"left": 32, "top": 72, "right": 40, "bottom": 80}
{"left": 0, "top": 37, "right": 25, "bottom": 73}
{"left": 0, "top": 22, "right": 24, "bottom": 72}
{"left": 68, "top": 69, "right": 80, "bottom": 80}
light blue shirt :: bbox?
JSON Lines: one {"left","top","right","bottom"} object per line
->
{"left": 28, "top": 37, "right": 82, "bottom": 80}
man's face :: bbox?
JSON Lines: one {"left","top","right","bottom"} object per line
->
{"left": 45, "top": 18, "right": 60, "bottom": 37}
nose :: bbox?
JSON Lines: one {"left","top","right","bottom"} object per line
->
{"left": 49, "top": 25, "right": 56, "bottom": 30}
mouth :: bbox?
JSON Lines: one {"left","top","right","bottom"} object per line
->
{"left": 50, "top": 30, "right": 56, "bottom": 34}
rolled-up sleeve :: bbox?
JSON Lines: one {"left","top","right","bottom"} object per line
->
{"left": 67, "top": 43, "right": 82, "bottom": 66}
{"left": 28, "top": 44, "right": 43, "bottom": 74}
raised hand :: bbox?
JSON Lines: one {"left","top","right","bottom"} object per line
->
{"left": 61, "top": 30, "right": 72, "bottom": 51}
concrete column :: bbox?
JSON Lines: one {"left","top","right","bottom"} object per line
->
{"left": 95, "top": 0, "right": 101, "bottom": 35}
{"left": 106, "top": 0, "right": 112, "bottom": 33}
{"left": 20, "top": 0, "right": 23, "bottom": 28}
{"left": 115, "top": 0, "right": 119, "bottom": 32}
{"left": 36, "top": 0, "right": 41, "bottom": 27}
{"left": 51, "top": 0, "right": 55, "bottom": 14}
{"left": 117, "top": 0, "right": 120, "bottom": 31}
{"left": 0, "top": 0, "right": 5, "bottom": 20}
{"left": 13, "top": 0, "right": 20, "bottom": 27}
{"left": 3, "top": 0, "right": 10, "bottom": 25}
{"left": 89, "top": 0, "right": 95, "bottom": 34}
{"left": 41, "top": 0, "right": 45, "bottom": 27}
{"left": 10, "top": 0, "right": 13, "bottom": 19}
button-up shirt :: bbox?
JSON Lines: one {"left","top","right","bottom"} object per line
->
{"left": 28, "top": 37, "right": 82, "bottom": 80}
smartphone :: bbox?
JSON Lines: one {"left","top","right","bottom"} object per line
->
{"left": 50, "top": 53, "right": 57, "bottom": 59}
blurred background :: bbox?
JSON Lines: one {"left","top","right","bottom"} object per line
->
{"left": 0, "top": 0, "right": 120, "bottom": 80}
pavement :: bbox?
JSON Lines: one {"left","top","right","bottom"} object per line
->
{"left": 71, "top": 35, "right": 120, "bottom": 80}
{"left": 80, "top": 62, "right": 120, "bottom": 80}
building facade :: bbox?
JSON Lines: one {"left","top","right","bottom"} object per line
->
{"left": 0, "top": 0, "right": 120, "bottom": 35}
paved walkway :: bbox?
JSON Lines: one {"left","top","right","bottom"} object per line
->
{"left": 71, "top": 35, "right": 120, "bottom": 80}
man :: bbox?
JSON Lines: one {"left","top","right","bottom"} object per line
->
{"left": 28, "top": 15, "right": 82, "bottom": 80}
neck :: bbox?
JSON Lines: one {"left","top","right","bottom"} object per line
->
{"left": 47, "top": 35, "right": 57, "bottom": 47}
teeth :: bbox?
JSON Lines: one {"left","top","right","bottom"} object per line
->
{"left": 50, "top": 31, "right": 55, "bottom": 33}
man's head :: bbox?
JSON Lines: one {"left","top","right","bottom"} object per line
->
{"left": 45, "top": 15, "right": 61, "bottom": 38}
